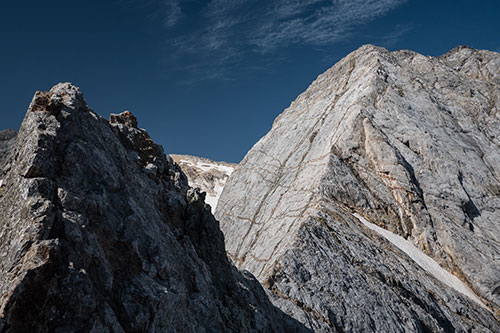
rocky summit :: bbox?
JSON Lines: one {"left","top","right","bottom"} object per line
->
{"left": 216, "top": 45, "right": 500, "bottom": 331}
{"left": 0, "top": 83, "right": 305, "bottom": 332}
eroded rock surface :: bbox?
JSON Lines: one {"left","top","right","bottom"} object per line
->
{"left": 0, "top": 130, "right": 16, "bottom": 169}
{"left": 171, "top": 154, "right": 235, "bottom": 213}
{"left": 0, "top": 84, "right": 306, "bottom": 332}
{"left": 216, "top": 45, "right": 500, "bottom": 331}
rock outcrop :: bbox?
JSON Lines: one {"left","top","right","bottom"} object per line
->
{"left": 216, "top": 45, "right": 500, "bottom": 331}
{"left": 0, "top": 84, "right": 306, "bottom": 332}
{"left": 171, "top": 155, "right": 236, "bottom": 213}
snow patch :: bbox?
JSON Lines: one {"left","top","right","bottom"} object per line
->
{"left": 178, "top": 158, "right": 234, "bottom": 213}
{"left": 353, "top": 213, "right": 488, "bottom": 309}
{"left": 204, "top": 184, "right": 225, "bottom": 213}
{"left": 180, "top": 159, "right": 234, "bottom": 176}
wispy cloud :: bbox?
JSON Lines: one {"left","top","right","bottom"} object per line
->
{"left": 163, "top": 0, "right": 181, "bottom": 28}
{"left": 251, "top": 0, "right": 406, "bottom": 51}
{"left": 157, "top": 0, "right": 407, "bottom": 81}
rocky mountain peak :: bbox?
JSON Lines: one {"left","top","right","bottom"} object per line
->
{"left": 0, "top": 83, "right": 305, "bottom": 332}
{"left": 216, "top": 45, "right": 500, "bottom": 331}
{"left": 29, "top": 82, "right": 85, "bottom": 115}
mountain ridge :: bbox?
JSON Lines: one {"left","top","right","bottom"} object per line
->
{"left": 0, "top": 83, "right": 306, "bottom": 332}
{"left": 1, "top": 43, "right": 499, "bottom": 332}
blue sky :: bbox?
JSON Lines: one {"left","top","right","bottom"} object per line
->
{"left": 1, "top": 0, "right": 499, "bottom": 162}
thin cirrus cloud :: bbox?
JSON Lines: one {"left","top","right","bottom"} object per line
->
{"left": 250, "top": 0, "right": 407, "bottom": 51}
{"left": 163, "top": 0, "right": 182, "bottom": 27}
{"left": 161, "top": 0, "right": 407, "bottom": 79}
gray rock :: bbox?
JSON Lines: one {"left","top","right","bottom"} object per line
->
{"left": 0, "top": 83, "right": 307, "bottom": 332}
{"left": 216, "top": 45, "right": 500, "bottom": 331}
{"left": 0, "top": 129, "right": 16, "bottom": 169}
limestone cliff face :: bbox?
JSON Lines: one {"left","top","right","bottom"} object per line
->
{"left": 0, "top": 84, "right": 305, "bottom": 332}
{"left": 216, "top": 45, "right": 500, "bottom": 331}
{"left": 170, "top": 154, "right": 235, "bottom": 213}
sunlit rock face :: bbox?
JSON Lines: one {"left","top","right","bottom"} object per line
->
{"left": 0, "top": 83, "right": 307, "bottom": 332}
{"left": 171, "top": 154, "right": 235, "bottom": 213}
{"left": 216, "top": 45, "right": 500, "bottom": 331}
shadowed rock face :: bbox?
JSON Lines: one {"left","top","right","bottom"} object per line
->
{"left": 0, "top": 130, "right": 16, "bottom": 168}
{"left": 0, "top": 83, "right": 307, "bottom": 332}
{"left": 216, "top": 45, "right": 500, "bottom": 331}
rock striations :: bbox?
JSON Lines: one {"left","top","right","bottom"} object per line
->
{"left": 170, "top": 155, "right": 235, "bottom": 214}
{"left": 216, "top": 45, "right": 500, "bottom": 331}
{"left": 0, "top": 84, "right": 306, "bottom": 332}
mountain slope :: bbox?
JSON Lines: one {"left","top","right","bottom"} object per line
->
{"left": 0, "top": 84, "right": 306, "bottom": 332}
{"left": 170, "top": 154, "right": 235, "bottom": 213}
{"left": 216, "top": 45, "right": 500, "bottom": 331}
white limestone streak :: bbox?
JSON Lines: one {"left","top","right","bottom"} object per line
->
{"left": 354, "top": 213, "right": 488, "bottom": 310}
